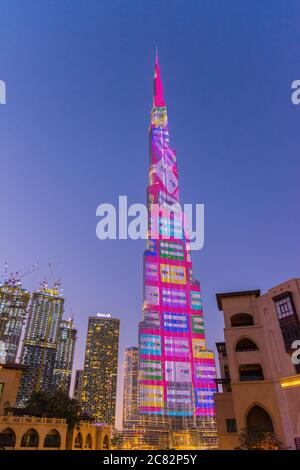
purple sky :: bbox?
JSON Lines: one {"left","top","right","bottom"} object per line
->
{"left": 0, "top": 1, "right": 299, "bottom": 428}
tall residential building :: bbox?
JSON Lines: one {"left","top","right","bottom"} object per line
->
{"left": 123, "top": 347, "right": 139, "bottom": 430}
{"left": 81, "top": 314, "right": 120, "bottom": 426}
{"left": 214, "top": 278, "right": 300, "bottom": 450}
{"left": 0, "top": 281, "right": 30, "bottom": 364}
{"left": 52, "top": 319, "right": 77, "bottom": 395}
{"left": 17, "top": 282, "right": 64, "bottom": 406}
{"left": 137, "top": 55, "right": 217, "bottom": 449}
{"left": 73, "top": 369, "right": 83, "bottom": 402}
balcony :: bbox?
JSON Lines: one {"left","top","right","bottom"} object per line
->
{"left": 214, "top": 377, "right": 231, "bottom": 393}
{"left": 0, "top": 415, "right": 66, "bottom": 424}
{"left": 216, "top": 342, "right": 227, "bottom": 357}
{"left": 239, "top": 364, "right": 264, "bottom": 382}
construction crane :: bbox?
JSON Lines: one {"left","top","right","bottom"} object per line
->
{"left": 2, "top": 261, "right": 39, "bottom": 287}
{"left": 48, "top": 262, "right": 62, "bottom": 291}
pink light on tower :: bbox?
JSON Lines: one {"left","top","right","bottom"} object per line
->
{"left": 137, "top": 52, "right": 217, "bottom": 448}
{"left": 153, "top": 50, "right": 165, "bottom": 108}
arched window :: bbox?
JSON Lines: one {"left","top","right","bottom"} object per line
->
{"left": 44, "top": 429, "right": 61, "bottom": 448}
{"left": 21, "top": 428, "right": 39, "bottom": 448}
{"left": 246, "top": 405, "right": 274, "bottom": 432}
{"left": 85, "top": 433, "right": 93, "bottom": 449}
{"left": 103, "top": 434, "right": 109, "bottom": 450}
{"left": 236, "top": 338, "right": 259, "bottom": 352}
{"left": 0, "top": 428, "right": 16, "bottom": 448}
{"left": 231, "top": 313, "right": 254, "bottom": 327}
{"left": 74, "top": 432, "right": 83, "bottom": 449}
{"left": 239, "top": 364, "right": 264, "bottom": 382}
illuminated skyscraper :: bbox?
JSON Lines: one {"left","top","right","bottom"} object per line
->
{"left": 123, "top": 346, "right": 139, "bottom": 430}
{"left": 0, "top": 281, "right": 30, "bottom": 364}
{"left": 52, "top": 318, "right": 77, "bottom": 395}
{"left": 17, "top": 282, "right": 64, "bottom": 406}
{"left": 138, "top": 54, "right": 217, "bottom": 448}
{"left": 73, "top": 369, "right": 83, "bottom": 401}
{"left": 81, "top": 314, "right": 119, "bottom": 426}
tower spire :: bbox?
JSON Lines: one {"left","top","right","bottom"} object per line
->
{"left": 138, "top": 53, "right": 217, "bottom": 449}
{"left": 153, "top": 49, "right": 165, "bottom": 107}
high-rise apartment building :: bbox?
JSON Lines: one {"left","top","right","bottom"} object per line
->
{"left": 52, "top": 319, "right": 77, "bottom": 395}
{"left": 123, "top": 347, "right": 139, "bottom": 430}
{"left": 137, "top": 55, "right": 217, "bottom": 449}
{"left": 214, "top": 278, "right": 300, "bottom": 450}
{"left": 73, "top": 369, "right": 83, "bottom": 402}
{"left": 0, "top": 281, "right": 30, "bottom": 364}
{"left": 81, "top": 314, "right": 119, "bottom": 426}
{"left": 17, "top": 282, "right": 64, "bottom": 406}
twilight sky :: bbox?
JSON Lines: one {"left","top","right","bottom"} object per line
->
{"left": 0, "top": 0, "right": 299, "bottom": 428}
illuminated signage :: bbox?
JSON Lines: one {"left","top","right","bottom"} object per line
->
{"left": 164, "top": 337, "right": 190, "bottom": 357}
{"left": 144, "top": 285, "right": 159, "bottom": 306}
{"left": 163, "top": 312, "right": 189, "bottom": 332}
{"left": 192, "top": 315, "right": 205, "bottom": 334}
{"left": 140, "top": 359, "right": 163, "bottom": 381}
{"left": 280, "top": 377, "right": 300, "bottom": 388}
{"left": 166, "top": 385, "right": 193, "bottom": 416}
{"left": 165, "top": 361, "right": 192, "bottom": 383}
{"left": 190, "top": 291, "right": 202, "bottom": 310}
{"left": 140, "top": 334, "right": 161, "bottom": 356}
{"left": 192, "top": 339, "right": 206, "bottom": 357}
{"left": 160, "top": 241, "right": 184, "bottom": 260}
{"left": 195, "top": 363, "right": 216, "bottom": 380}
{"left": 160, "top": 264, "right": 186, "bottom": 285}
{"left": 138, "top": 58, "right": 216, "bottom": 422}
{"left": 145, "top": 262, "right": 159, "bottom": 281}
{"left": 143, "top": 310, "right": 160, "bottom": 327}
{"left": 140, "top": 385, "right": 164, "bottom": 408}
{"left": 162, "top": 288, "right": 187, "bottom": 308}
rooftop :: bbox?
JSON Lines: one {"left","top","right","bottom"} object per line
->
{"left": 0, "top": 415, "right": 66, "bottom": 424}
{"left": 216, "top": 290, "right": 261, "bottom": 311}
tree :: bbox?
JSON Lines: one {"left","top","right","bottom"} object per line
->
{"left": 22, "top": 391, "right": 51, "bottom": 418}
{"left": 236, "top": 427, "right": 285, "bottom": 450}
{"left": 10, "top": 391, "right": 93, "bottom": 429}
{"left": 47, "top": 391, "right": 84, "bottom": 429}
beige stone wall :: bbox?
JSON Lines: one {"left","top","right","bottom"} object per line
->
{"left": 0, "top": 416, "right": 111, "bottom": 450}
{"left": 215, "top": 279, "right": 300, "bottom": 450}
{"left": 0, "top": 366, "right": 23, "bottom": 414}
{"left": 67, "top": 422, "right": 111, "bottom": 450}
{"left": 214, "top": 392, "right": 239, "bottom": 449}
{"left": 0, "top": 416, "right": 67, "bottom": 450}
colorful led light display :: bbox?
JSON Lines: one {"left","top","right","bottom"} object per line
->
{"left": 138, "top": 54, "right": 216, "bottom": 422}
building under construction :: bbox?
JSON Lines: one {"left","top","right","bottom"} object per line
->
{"left": 17, "top": 281, "right": 65, "bottom": 406}
{"left": 0, "top": 277, "right": 30, "bottom": 364}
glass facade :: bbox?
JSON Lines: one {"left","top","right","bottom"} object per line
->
{"left": 0, "top": 283, "right": 30, "bottom": 364}
{"left": 81, "top": 315, "right": 119, "bottom": 426}
{"left": 73, "top": 369, "right": 83, "bottom": 401}
{"left": 52, "top": 319, "right": 77, "bottom": 395}
{"left": 17, "top": 283, "right": 64, "bottom": 406}
{"left": 123, "top": 346, "right": 139, "bottom": 430}
{"left": 137, "top": 56, "right": 217, "bottom": 448}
